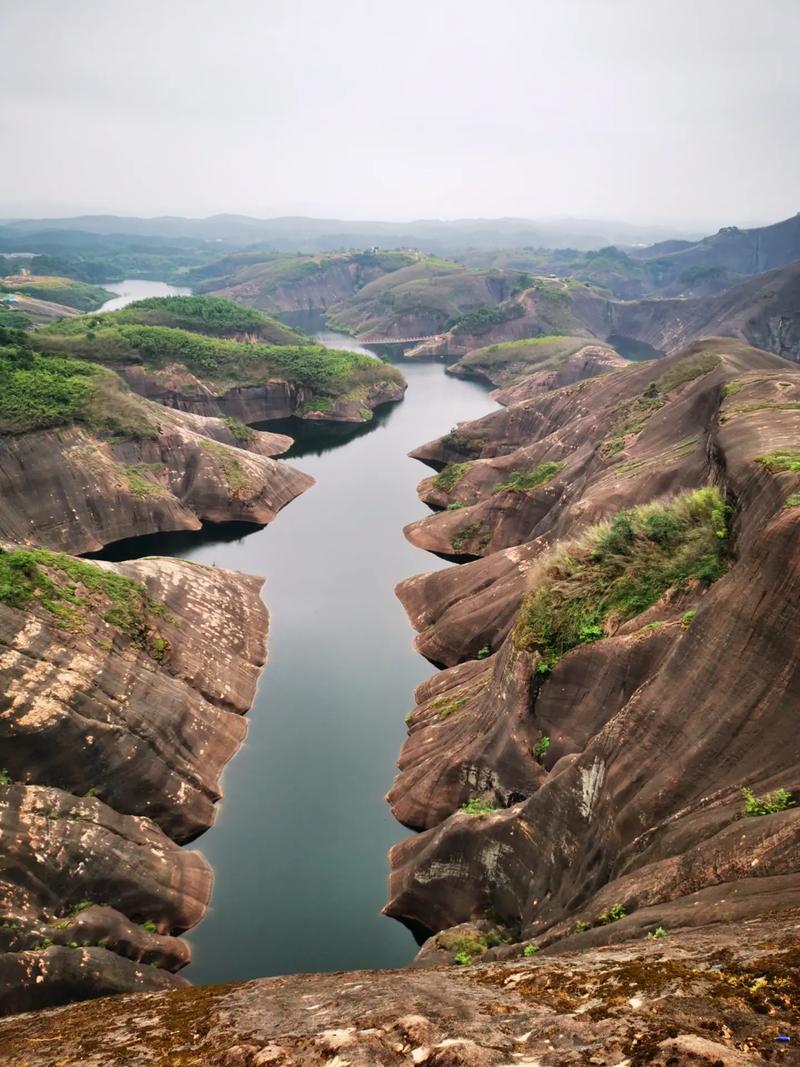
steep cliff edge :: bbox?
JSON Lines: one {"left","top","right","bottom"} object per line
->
{"left": 0, "top": 910, "right": 797, "bottom": 1065}
{"left": 386, "top": 339, "right": 800, "bottom": 964}
{"left": 0, "top": 338, "right": 313, "bottom": 553}
{"left": 0, "top": 550, "right": 270, "bottom": 1014}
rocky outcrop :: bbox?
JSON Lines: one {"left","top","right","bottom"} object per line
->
{"left": 0, "top": 404, "right": 312, "bottom": 554}
{"left": 116, "top": 362, "right": 406, "bottom": 424}
{"left": 1, "top": 909, "right": 797, "bottom": 1065}
{"left": 386, "top": 338, "right": 800, "bottom": 956}
{"left": 0, "top": 552, "right": 270, "bottom": 1013}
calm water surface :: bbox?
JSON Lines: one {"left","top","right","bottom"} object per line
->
{"left": 95, "top": 317, "right": 497, "bottom": 981}
{"left": 97, "top": 278, "right": 191, "bottom": 311}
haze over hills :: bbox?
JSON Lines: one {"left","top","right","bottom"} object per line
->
{"left": 0, "top": 213, "right": 706, "bottom": 254}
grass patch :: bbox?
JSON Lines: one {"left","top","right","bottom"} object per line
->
{"left": 0, "top": 547, "right": 170, "bottom": 657}
{"left": 756, "top": 450, "right": 800, "bottom": 473}
{"left": 785, "top": 493, "right": 800, "bottom": 509}
{"left": 221, "top": 416, "right": 254, "bottom": 444}
{"left": 494, "top": 461, "right": 563, "bottom": 494}
{"left": 120, "top": 463, "right": 166, "bottom": 497}
{"left": 433, "top": 462, "right": 471, "bottom": 493}
{"left": 430, "top": 695, "right": 468, "bottom": 719}
{"left": 514, "top": 487, "right": 729, "bottom": 669}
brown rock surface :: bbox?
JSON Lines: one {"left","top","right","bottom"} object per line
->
{"left": 0, "top": 405, "right": 312, "bottom": 554}
{"left": 387, "top": 338, "right": 800, "bottom": 955}
{"left": 0, "top": 553, "right": 270, "bottom": 1012}
{"left": 0, "top": 911, "right": 797, "bottom": 1065}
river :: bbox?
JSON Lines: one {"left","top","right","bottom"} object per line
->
{"left": 93, "top": 283, "right": 497, "bottom": 981}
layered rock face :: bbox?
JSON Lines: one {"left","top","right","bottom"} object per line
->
{"left": 0, "top": 404, "right": 312, "bottom": 554}
{"left": 0, "top": 552, "right": 269, "bottom": 1014}
{"left": 1, "top": 909, "right": 797, "bottom": 1065}
{"left": 115, "top": 361, "right": 407, "bottom": 425}
{"left": 386, "top": 338, "right": 800, "bottom": 961}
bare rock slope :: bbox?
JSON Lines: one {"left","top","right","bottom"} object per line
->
{"left": 0, "top": 910, "right": 797, "bottom": 1066}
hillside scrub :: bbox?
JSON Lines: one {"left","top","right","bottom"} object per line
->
{"left": 105, "top": 295, "right": 305, "bottom": 343}
{"left": 36, "top": 322, "right": 405, "bottom": 398}
{"left": 0, "top": 340, "right": 156, "bottom": 438}
{"left": 514, "top": 487, "right": 729, "bottom": 668}
{"left": 447, "top": 301, "right": 525, "bottom": 336}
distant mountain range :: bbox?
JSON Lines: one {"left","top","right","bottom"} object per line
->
{"left": 0, "top": 213, "right": 706, "bottom": 254}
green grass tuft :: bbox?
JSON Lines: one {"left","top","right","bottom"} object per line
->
{"left": 741, "top": 786, "right": 794, "bottom": 816}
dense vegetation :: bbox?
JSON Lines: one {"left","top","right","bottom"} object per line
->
{"left": 0, "top": 275, "right": 112, "bottom": 311}
{"left": 0, "top": 546, "right": 169, "bottom": 658}
{"left": 514, "top": 487, "right": 729, "bottom": 670}
{"left": 37, "top": 321, "right": 404, "bottom": 399}
{"left": 0, "top": 330, "right": 155, "bottom": 437}
{"left": 103, "top": 295, "right": 304, "bottom": 343}
{"left": 447, "top": 301, "right": 525, "bottom": 336}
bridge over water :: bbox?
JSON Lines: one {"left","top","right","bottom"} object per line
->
{"left": 359, "top": 334, "right": 444, "bottom": 345}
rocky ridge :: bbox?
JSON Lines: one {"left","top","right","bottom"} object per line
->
{"left": 385, "top": 338, "right": 800, "bottom": 968}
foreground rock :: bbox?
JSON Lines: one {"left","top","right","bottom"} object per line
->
{"left": 0, "top": 911, "right": 797, "bottom": 1065}
{"left": 0, "top": 403, "right": 312, "bottom": 554}
{"left": 0, "top": 551, "right": 270, "bottom": 1013}
{"left": 387, "top": 338, "right": 800, "bottom": 958}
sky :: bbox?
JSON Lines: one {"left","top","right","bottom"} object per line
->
{"left": 1, "top": 0, "right": 799, "bottom": 228}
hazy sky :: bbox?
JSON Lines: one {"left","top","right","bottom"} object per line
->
{"left": 2, "top": 0, "right": 799, "bottom": 227}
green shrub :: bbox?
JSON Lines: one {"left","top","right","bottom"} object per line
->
{"left": 574, "top": 920, "right": 590, "bottom": 934}
{"left": 514, "top": 488, "right": 729, "bottom": 670}
{"left": 523, "top": 943, "right": 540, "bottom": 957}
{"left": 646, "top": 927, "right": 667, "bottom": 939}
{"left": 0, "top": 769, "right": 9, "bottom": 786}
{"left": 785, "top": 493, "right": 800, "bottom": 509}
{"left": 597, "top": 903, "right": 626, "bottom": 925}
{"left": 460, "top": 797, "right": 499, "bottom": 816}
{"left": 476, "top": 645, "right": 491, "bottom": 659}
{"left": 140, "top": 921, "right": 158, "bottom": 933}
{"left": 454, "top": 950, "right": 473, "bottom": 965}
{"left": 493, "top": 461, "right": 563, "bottom": 494}
{"left": 447, "top": 302, "right": 524, "bottom": 337}
{"left": 532, "top": 736, "right": 551, "bottom": 762}
{"left": 741, "top": 786, "right": 794, "bottom": 816}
